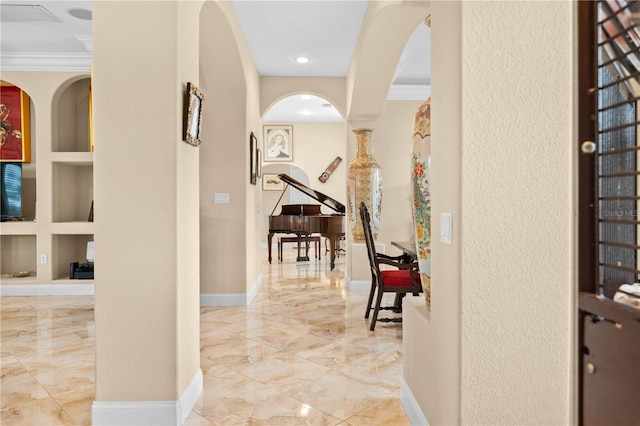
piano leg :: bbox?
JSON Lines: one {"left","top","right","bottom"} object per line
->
{"left": 328, "top": 236, "right": 336, "bottom": 270}
{"left": 268, "top": 232, "right": 274, "bottom": 264}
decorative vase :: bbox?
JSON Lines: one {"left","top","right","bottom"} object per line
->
{"left": 347, "top": 128, "right": 382, "bottom": 241}
{"left": 411, "top": 98, "right": 432, "bottom": 310}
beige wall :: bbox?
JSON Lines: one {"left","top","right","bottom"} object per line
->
{"left": 198, "top": 0, "right": 262, "bottom": 298}
{"left": 404, "top": 1, "right": 576, "bottom": 424}
{"left": 93, "top": 0, "right": 201, "bottom": 403}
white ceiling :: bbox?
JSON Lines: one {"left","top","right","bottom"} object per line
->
{"left": 0, "top": 1, "right": 430, "bottom": 122}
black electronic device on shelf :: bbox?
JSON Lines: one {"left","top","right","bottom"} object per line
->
{"left": 69, "top": 262, "right": 94, "bottom": 279}
{"left": 69, "top": 241, "right": 95, "bottom": 279}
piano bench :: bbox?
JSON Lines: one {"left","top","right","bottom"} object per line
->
{"left": 278, "top": 236, "right": 321, "bottom": 261}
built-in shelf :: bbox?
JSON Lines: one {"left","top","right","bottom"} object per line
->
{"left": 1, "top": 75, "right": 95, "bottom": 290}
{"left": 50, "top": 222, "right": 94, "bottom": 234}
{"left": 0, "top": 221, "right": 38, "bottom": 235}
{"left": 52, "top": 162, "right": 93, "bottom": 223}
{"left": 53, "top": 78, "right": 91, "bottom": 153}
{"left": 0, "top": 234, "right": 37, "bottom": 279}
{"left": 52, "top": 233, "right": 94, "bottom": 280}
{"left": 50, "top": 151, "right": 93, "bottom": 165}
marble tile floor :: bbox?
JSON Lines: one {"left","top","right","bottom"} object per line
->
{"left": 1, "top": 248, "right": 408, "bottom": 425}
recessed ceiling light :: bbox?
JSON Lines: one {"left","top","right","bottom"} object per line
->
{"left": 68, "top": 8, "right": 92, "bottom": 21}
{"left": 295, "top": 56, "right": 310, "bottom": 64}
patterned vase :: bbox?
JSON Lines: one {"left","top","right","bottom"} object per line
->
{"left": 347, "top": 128, "right": 382, "bottom": 241}
{"left": 411, "top": 98, "right": 432, "bottom": 310}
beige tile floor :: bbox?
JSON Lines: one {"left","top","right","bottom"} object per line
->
{"left": 1, "top": 248, "right": 408, "bottom": 425}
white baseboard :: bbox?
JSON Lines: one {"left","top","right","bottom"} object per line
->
{"left": 400, "top": 377, "right": 430, "bottom": 426}
{"left": 0, "top": 283, "right": 94, "bottom": 296}
{"left": 179, "top": 370, "right": 203, "bottom": 423}
{"left": 92, "top": 369, "right": 202, "bottom": 426}
{"left": 345, "top": 272, "right": 370, "bottom": 292}
{"left": 200, "top": 273, "right": 263, "bottom": 306}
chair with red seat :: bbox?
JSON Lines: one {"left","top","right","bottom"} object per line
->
{"left": 359, "top": 202, "right": 422, "bottom": 331}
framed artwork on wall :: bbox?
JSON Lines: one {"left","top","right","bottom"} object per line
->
{"left": 249, "top": 132, "right": 258, "bottom": 185}
{"left": 257, "top": 148, "right": 262, "bottom": 178}
{"left": 263, "top": 125, "right": 293, "bottom": 162}
{"left": 183, "top": 82, "right": 204, "bottom": 147}
{"left": 263, "top": 174, "right": 284, "bottom": 191}
{"left": 0, "top": 83, "right": 31, "bottom": 162}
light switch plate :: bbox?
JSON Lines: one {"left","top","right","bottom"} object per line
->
{"left": 214, "top": 193, "right": 230, "bottom": 204}
{"left": 441, "top": 212, "right": 452, "bottom": 244}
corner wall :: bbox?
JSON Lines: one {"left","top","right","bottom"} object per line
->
{"left": 404, "top": 1, "right": 576, "bottom": 424}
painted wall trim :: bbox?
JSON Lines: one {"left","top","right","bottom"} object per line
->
{"left": 345, "top": 272, "right": 370, "bottom": 292}
{"left": 388, "top": 84, "right": 431, "bottom": 101}
{"left": 400, "top": 377, "right": 430, "bottom": 426}
{"left": 91, "top": 369, "right": 203, "bottom": 426}
{"left": 200, "top": 273, "right": 263, "bottom": 306}
{"left": 0, "top": 52, "right": 92, "bottom": 72}
{"left": 0, "top": 283, "right": 94, "bottom": 296}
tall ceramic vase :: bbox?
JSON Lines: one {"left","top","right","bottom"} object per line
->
{"left": 411, "top": 98, "right": 431, "bottom": 310}
{"left": 347, "top": 128, "right": 382, "bottom": 241}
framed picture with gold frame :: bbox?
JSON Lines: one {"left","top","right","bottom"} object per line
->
{"left": 0, "top": 83, "right": 31, "bottom": 162}
{"left": 183, "top": 82, "right": 205, "bottom": 147}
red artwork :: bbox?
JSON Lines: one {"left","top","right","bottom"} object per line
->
{"left": 0, "top": 84, "right": 31, "bottom": 162}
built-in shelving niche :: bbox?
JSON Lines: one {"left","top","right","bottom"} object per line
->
{"left": 1, "top": 75, "right": 94, "bottom": 288}
{"left": 0, "top": 234, "right": 37, "bottom": 280}
{"left": 52, "top": 234, "right": 94, "bottom": 281}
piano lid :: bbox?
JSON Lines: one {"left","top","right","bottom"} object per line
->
{"left": 278, "top": 173, "right": 346, "bottom": 214}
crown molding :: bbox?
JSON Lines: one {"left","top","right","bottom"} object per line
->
{"left": 0, "top": 52, "right": 92, "bottom": 72}
{"left": 387, "top": 84, "right": 431, "bottom": 101}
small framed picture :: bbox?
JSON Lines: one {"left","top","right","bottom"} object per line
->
{"left": 183, "top": 82, "right": 204, "bottom": 147}
{"left": 263, "top": 173, "right": 284, "bottom": 191}
{"left": 263, "top": 125, "right": 293, "bottom": 162}
{"left": 249, "top": 132, "right": 257, "bottom": 185}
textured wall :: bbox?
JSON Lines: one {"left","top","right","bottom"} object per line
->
{"left": 459, "top": 2, "right": 574, "bottom": 423}
{"left": 413, "top": 1, "right": 576, "bottom": 424}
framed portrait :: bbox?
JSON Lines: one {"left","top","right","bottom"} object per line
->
{"left": 183, "top": 82, "right": 204, "bottom": 147}
{"left": 0, "top": 83, "right": 31, "bottom": 162}
{"left": 263, "top": 173, "right": 284, "bottom": 191}
{"left": 263, "top": 125, "right": 293, "bottom": 162}
{"left": 249, "top": 132, "right": 258, "bottom": 185}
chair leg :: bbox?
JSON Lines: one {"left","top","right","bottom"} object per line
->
{"left": 365, "top": 280, "right": 376, "bottom": 319}
{"left": 370, "top": 285, "right": 385, "bottom": 331}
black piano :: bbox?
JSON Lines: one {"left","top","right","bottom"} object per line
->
{"left": 268, "top": 173, "right": 345, "bottom": 270}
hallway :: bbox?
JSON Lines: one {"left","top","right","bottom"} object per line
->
{"left": 1, "top": 248, "right": 409, "bottom": 425}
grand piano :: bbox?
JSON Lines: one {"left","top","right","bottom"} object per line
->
{"left": 268, "top": 174, "right": 345, "bottom": 270}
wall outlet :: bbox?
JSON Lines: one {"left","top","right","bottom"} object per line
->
{"left": 40, "top": 254, "right": 48, "bottom": 264}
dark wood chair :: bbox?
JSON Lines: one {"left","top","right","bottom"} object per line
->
{"left": 359, "top": 202, "right": 422, "bottom": 331}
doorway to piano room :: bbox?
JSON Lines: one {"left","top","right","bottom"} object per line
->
{"left": 260, "top": 93, "right": 348, "bottom": 264}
